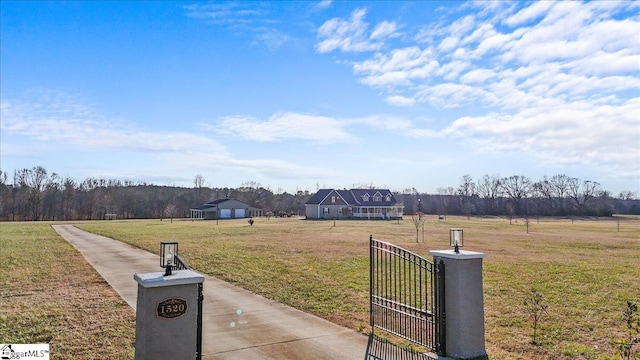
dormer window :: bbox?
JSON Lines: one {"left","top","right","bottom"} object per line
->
{"left": 374, "top": 194, "right": 382, "bottom": 202}
{"left": 386, "top": 194, "right": 392, "bottom": 201}
{"left": 362, "top": 194, "right": 370, "bottom": 202}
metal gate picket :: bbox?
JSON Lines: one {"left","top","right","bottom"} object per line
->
{"left": 369, "top": 236, "right": 445, "bottom": 357}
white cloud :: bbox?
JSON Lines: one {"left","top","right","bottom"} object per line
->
{"left": 359, "top": 71, "right": 412, "bottom": 87}
{"left": 227, "top": 157, "right": 336, "bottom": 180}
{"left": 505, "top": 1, "right": 554, "bottom": 27}
{"left": 315, "top": 8, "right": 397, "bottom": 53}
{"left": 216, "top": 112, "right": 358, "bottom": 143}
{"left": 570, "top": 50, "right": 640, "bottom": 77}
{"left": 0, "top": 91, "right": 342, "bottom": 185}
{"left": 438, "top": 60, "right": 471, "bottom": 81}
{"left": 312, "top": 0, "right": 333, "bottom": 11}
{"left": 184, "top": 3, "right": 267, "bottom": 25}
{"left": 254, "top": 28, "right": 290, "bottom": 49}
{"left": 458, "top": 22, "right": 494, "bottom": 48}
{"left": 385, "top": 95, "right": 415, "bottom": 107}
{"left": 370, "top": 21, "right": 399, "bottom": 40}
{"left": 184, "top": 3, "right": 268, "bottom": 26}
{"left": 438, "top": 36, "right": 459, "bottom": 52}
{"left": 460, "top": 68, "right": 495, "bottom": 84}
{"left": 442, "top": 97, "right": 640, "bottom": 177}
{"left": 470, "top": 29, "right": 511, "bottom": 58}
{"left": 184, "top": 3, "right": 290, "bottom": 49}
{"left": 345, "top": 1, "right": 639, "bottom": 110}
{"left": 0, "top": 93, "right": 226, "bottom": 154}
{"left": 216, "top": 112, "right": 436, "bottom": 144}
{"left": 350, "top": 114, "right": 414, "bottom": 132}
{"left": 448, "top": 14, "right": 477, "bottom": 38}
{"left": 414, "top": 83, "right": 487, "bottom": 109}
{"left": 353, "top": 47, "right": 439, "bottom": 87}
{"left": 320, "top": 1, "right": 639, "bottom": 181}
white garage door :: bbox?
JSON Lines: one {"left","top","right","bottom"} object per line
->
{"left": 235, "top": 209, "right": 245, "bottom": 218}
{"left": 220, "top": 209, "right": 231, "bottom": 218}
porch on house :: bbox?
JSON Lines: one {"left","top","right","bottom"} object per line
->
{"left": 352, "top": 206, "right": 403, "bottom": 219}
{"left": 190, "top": 209, "right": 204, "bottom": 219}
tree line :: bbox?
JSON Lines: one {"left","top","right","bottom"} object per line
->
{"left": 399, "top": 174, "right": 639, "bottom": 218}
{"left": 0, "top": 167, "right": 638, "bottom": 221}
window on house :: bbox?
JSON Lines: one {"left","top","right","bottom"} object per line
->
{"left": 374, "top": 194, "right": 382, "bottom": 202}
{"left": 323, "top": 207, "right": 330, "bottom": 214}
{"left": 386, "top": 194, "right": 392, "bottom": 201}
{"left": 363, "top": 194, "right": 370, "bottom": 202}
{"left": 331, "top": 196, "right": 336, "bottom": 203}
{"left": 338, "top": 207, "right": 343, "bottom": 214}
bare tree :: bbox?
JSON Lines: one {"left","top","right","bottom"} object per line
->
{"left": 194, "top": 174, "right": 205, "bottom": 188}
{"left": 194, "top": 174, "right": 207, "bottom": 203}
{"left": 0, "top": 171, "right": 7, "bottom": 219}
{"left": 436, "top": 187, "right": 455, "bottom": 217}
{"left": 618, "top": 191, "right": 638, "bottom": 201}
{"left": 550, "top": 174, "right": 570, "bottom": 215}
{"left": 477, "top": 174, "right": 502, "bottom": 215}
{"left": 62, "top": 177, "right": 76, "bottom": 220}
{"left": 164, "top": 203, "right": 178, "bottom": 223}
{"left": 501, "top": 175, "right": 532, "bottom": 216}
{"left": 78, "top": 177, "right": 99, "bottom": 219}
{"left": 8, "top": 170, "right": 25, "bottom": 221}
{"left": 236, "top": 181, "right": 273, "bottom": 209}
{"left": 20, "top": 166, "right": 52, "bottom": 220}
{"left": 534, "top": 176, "right": 554, "bottom": 216}
{"left": 3, "top": 162, "right": 634, "bottom": 221}
{"left": 399, "top": 188, "right": 419, "bottom": 214}
{"left": 411, "top": 212, "right": 425, "bottom": 243}
{"left": 457, "top": 174, "right": 476, "bottom": 219}
{"left": 568, "top": 178, "right": 602, "bottom": 215}
{"left": 42, "top": 173, "right": 61, "bottom": 220}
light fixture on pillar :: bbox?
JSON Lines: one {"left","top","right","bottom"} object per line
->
{"left": 160, "top": 241, "right": 178, "bottom": 276}
{"left": 449, "top": 228, "right": 463, "bottom": 253}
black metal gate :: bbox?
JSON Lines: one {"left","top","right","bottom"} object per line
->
{"left": 369, "top": 236, "right": 445, "bottom": 356}
{"left": 175, "top": 254, "right": 203, "bottom": 360}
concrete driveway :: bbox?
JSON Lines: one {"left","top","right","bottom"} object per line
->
{"left": 52, "top": 224, "right": 368, "bottom": 359}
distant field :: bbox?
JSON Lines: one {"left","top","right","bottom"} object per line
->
{"left": 2, "top": 216, "right": 639, "bottom": 359}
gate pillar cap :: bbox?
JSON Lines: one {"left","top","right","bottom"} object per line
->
{"left": 135, "top": 270, "right": 204, "bottom": 288}
{"left": 429, "top": 250, "right": 486, "bottom": 259}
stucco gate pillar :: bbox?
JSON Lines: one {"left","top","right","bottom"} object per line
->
{"left": 429, "top": 250, "right": 487, "bottom": 360}
{"left": 134, "top": 270, "right": 204, "bottom": 360}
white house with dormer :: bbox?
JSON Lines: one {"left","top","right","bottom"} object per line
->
{"left": 304, "top": 189, "right": 403, "bottom": 220}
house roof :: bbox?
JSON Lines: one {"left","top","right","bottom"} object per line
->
{"left": 305, "top": 189, "right": 333, "bottom": 205}
{"left": 191, "top": 198, "right": 253, "bottom": 211}
{"left": 349, "top": 189, "right": 397, "bottom": 206}
{"left": 305, "top": 189, "right": 398, "bottom": 206}
{"left": 204, "top": 198, "right": 235, "bottom": 206}
{"left": 191, "top": 205, "right": 215, "bottom": 211}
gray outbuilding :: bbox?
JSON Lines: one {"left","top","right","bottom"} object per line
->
{"left": 190, "top": 198, "right": 263, "bottom": 220}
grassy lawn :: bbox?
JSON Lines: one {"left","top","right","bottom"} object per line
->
{"left": 0, "top": 222, "right": 135, "bottom": 359}
{"left": 2, "top": 216, "right": 639, "bottom": 359}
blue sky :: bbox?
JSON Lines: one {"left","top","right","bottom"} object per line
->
{"left": 1, "top": 1, "right": 639, "bottom": 195}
